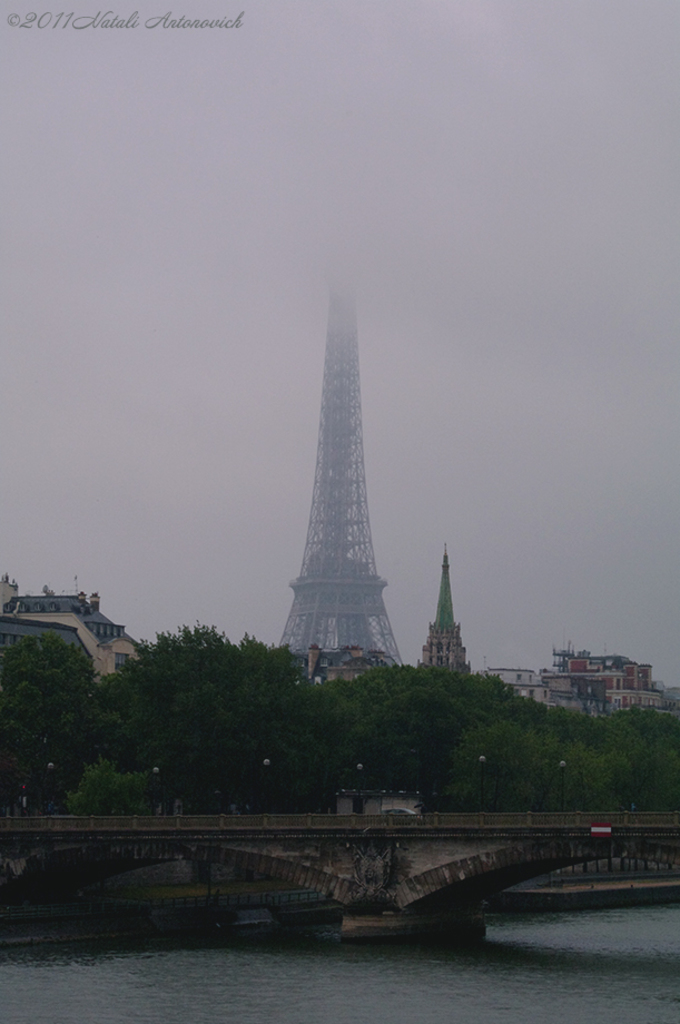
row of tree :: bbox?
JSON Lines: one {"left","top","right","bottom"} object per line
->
{"left": 1, "top": 627, "right": 679, "bottom": 815}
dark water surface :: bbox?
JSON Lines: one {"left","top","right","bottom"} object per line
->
{"left": 1, "top": 905, "right": 678, "bottom": 1024}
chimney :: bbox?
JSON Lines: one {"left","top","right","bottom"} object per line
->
{"left": 89, "top": 592, "right": 100, "bottom": 612}
{"left": 350, "top": 645, "right": 363, "bottom": 659}
{"left": 308, "top": 644, "right": 320, "bottom": 678}
{"left": 78, "top": 591, "right": 87, "bottom": 606}
{"left": 0, "top": 575, "right": 18, "bottom": 612}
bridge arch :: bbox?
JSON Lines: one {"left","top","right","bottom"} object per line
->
{"left": 0, "top": 837, "right": 346, "bottom": 903}
{"left": 395, "top": 837, "right": 680, "bottom": 910}
{"left": 2, "top": 819, "right": 679, "bottom": 913}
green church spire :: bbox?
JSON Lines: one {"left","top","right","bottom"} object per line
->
{"left": 422, "top": 545, "right": 469, "bottom": 673}
{"left": 434, "top": 545, "right": 455, "bottom": 631}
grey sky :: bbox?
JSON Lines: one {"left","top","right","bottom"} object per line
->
{"left": 2, "top": 1, "right": 678, "bottom": 683}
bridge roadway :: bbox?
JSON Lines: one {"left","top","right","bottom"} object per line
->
{"left": 2, "top": 812, "right": 679, "bottom": 939}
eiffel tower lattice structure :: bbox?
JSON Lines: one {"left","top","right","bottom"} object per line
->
{"left": 281, "top": 294, "right": 401, "bottom": 662}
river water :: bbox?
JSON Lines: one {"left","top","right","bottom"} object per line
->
{"left": 1, "top": 906, "right": 678, "bottom": 1024}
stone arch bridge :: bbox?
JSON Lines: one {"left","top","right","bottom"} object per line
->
{"left": 2, "top": 813, "right": 679, "bottom": 939}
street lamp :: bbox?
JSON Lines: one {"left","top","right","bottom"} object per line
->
{"left": 559, "top": 761, "right": 566, "bottom": 813}
{"left": 409, "top": 748, "right": 420, "bottom": 793}
{"left": 45, "top": 763, "right": 55, "bottom": 815}
{"left": 151, "top": 767, "right": 162, "bottom": 815}
{"left": 356, "top": 763, "right": 364, "bottom": 814}
{"left": 479, "top": 756, "right": 487, "bottom": 812}
{"left": 262, "top": 759, "right": 271, "bottom": 813}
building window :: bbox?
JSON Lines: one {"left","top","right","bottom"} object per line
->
{"left": 114, "top": 653, "right": 128, "bottom": 670}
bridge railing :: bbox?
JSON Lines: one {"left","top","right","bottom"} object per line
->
{"left": 0, "top": 811, "right": 678, "bottom": 831}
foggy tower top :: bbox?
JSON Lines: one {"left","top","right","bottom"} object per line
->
{"left": 280, "top": 293, "right": 401, "bottom": 662}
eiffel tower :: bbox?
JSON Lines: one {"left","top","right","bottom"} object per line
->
{"left": 281, "top": 293, "right": 401, "bottom": 662}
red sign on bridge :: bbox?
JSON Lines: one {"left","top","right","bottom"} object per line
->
{"left": 590, "top": 822, "right": 612, "bottom": 837}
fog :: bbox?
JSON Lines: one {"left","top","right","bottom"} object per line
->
{"left": 1, "top": 1, "right": 678, "bottom": 683}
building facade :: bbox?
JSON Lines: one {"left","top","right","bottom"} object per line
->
{"left": 1, "top": 575, "right": 136, "bottom": 677}
{"left": 303, "top": 644, "right": 394, "bottom": 684}
{"left": 544, "top": 647, "right": 669, "bottom": 712}
{"left": 486, "top": 668, "right": 550, "bottom": 704}
{"left": 486, "top": 666, "right": 609, "bottom": 715}
{"left": 0, "top": 614, "right": 88, "bottom": 659}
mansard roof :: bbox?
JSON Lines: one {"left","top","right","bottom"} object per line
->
{"left": 0, "top": 614, "right": 87, "bottom": 652}
{"left": 4, "top": 593, "right": 134, "bottom": 642}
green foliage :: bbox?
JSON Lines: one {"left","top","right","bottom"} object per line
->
{"left": 0, "top": 750, "right": 23, "bottom": 807}
{"left": 448, "top": 720, "right": 561, "bottom": 811}
{"left": 101, "top": 626, "right": 308, "bottom": 812}
{"left": 4, "top": 627, "right": 679, "bottom": 815}
{"left": 309, "top": 667, "right": 514, "bottom": 807}
{"left": 0, "top": 633, "right": 100, "bottom": 806}
{"left": 445, "top": 692, "right": 680, "bottom": 812}
{"left": 66, "top": 758, "right": 148, "bottom": 815}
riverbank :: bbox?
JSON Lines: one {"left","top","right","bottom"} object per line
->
{"left": 5, "top": 874, "right": 680, "bottom": 947}
{"left": 488, "top": 874, "right": 680, "bottom": 912}
{"left": 0, "top": 900, "right": 154, "bottom": 947}
{"left": 0, "top": 890, "right": 342, "bottom": 948}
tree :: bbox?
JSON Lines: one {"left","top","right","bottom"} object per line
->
{"left": 102, "top": 626, "right": 309, "bottom": 812}
{"left": 604, "top": 709, "right": 680, "bottom": 811}
{"left": 310, "top": 667, "right": 516, "bottom": 810}
{"left": 0, "top": 633, "right": 100, "bottom": 809}
{"left": 0, "top": 751, "right": 23, "bottom": 811}
{"left": 66, "top": 758, "right": 148, "bottom": 815}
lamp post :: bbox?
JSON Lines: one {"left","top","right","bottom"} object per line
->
{"left": 45, "top": 762, "right": 55, "bottom": 815}
{"left": 409, "top": 748, "right": 420, "bottom": 793}
{"left": 262, "top": 759, "right": 271, "bottom": 813}
{"left": 559, "top": 760, "right": 566, "bottom": 813}
{"left": 152, "top": 766, "right": 162, "bottom": 815}
{"left": 356, "top": 763, "right": 364, "bottom": 814}
{"left": 479, "top": 756, "right": 487, "bottom": 812}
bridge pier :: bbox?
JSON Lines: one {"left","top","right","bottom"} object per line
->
{"left": 340, "top": 903, "right": 485, "bottom": 942}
